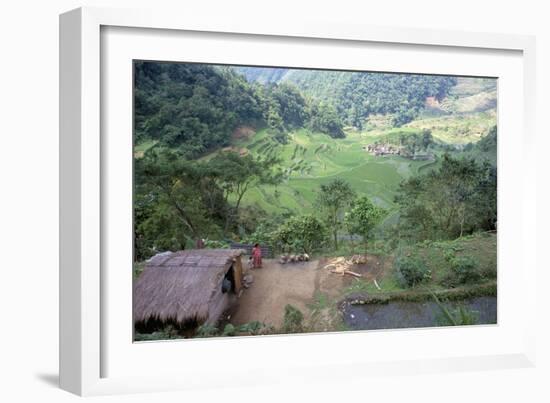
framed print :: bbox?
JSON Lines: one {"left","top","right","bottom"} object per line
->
{"left": 130, "top": 61, "right": 499, "bottom": 341}
{"left": 59, "top": 6, "right": 537, "bottom": 396}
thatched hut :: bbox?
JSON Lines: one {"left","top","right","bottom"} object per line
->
{"left": 134, "top": 249, "right": 245, "bottom": 330}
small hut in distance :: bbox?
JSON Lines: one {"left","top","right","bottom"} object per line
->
{"left": 134, "top": 249, "right": 245, "bottom": 332}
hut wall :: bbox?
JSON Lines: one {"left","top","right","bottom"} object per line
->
{"left": 205, "top": 289, "right": 231, "bottom": 325}
{"left": 233, "top": 257, "right": 243, "bottom": 292}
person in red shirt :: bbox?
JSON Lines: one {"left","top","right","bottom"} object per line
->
{"left": 252, "top": 243, "right": 263, "bottom": 269}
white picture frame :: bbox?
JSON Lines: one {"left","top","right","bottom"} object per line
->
{"left": 59, "top": 6, "right": 537, "bottom": 396}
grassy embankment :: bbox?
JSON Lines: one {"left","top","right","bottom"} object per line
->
{"left": 343, "top": 232, "right": 497, "bottom": 302}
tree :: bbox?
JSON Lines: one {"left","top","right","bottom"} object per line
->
{"left": 270, "top": 82, "right": 308, "bottom": 129}
{"left": 316, "top": 179, "right": 356, "bottom": 250}
{"left": 308, "top": 102, "right": 345, "bottom": 138}
{"left": 208, "top": 151, "right": 283, "bottom": 234}
{"left": 421, "top": 129, "right": 433, "bottom": 150}
{"left": 344, "top": 196, "right": 386, "bottom": 255}
{"left": 134, "top": 148, "right": 227, "bottom": 259}
{"left": 395, "top": 154, "right": 497, "bottom": 241}
{"left": 273, "top": 215, "right": 328, "bottom": 254}
{"left": 266, "top": 103, "right": 286, "bottom": 143}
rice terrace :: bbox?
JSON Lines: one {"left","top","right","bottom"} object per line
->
{"left": 132, "top": 62, "right": 497, "bottom": 341}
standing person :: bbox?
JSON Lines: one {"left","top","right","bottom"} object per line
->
{"left": 252, "top": 243, "right": 263, "bottom": 269}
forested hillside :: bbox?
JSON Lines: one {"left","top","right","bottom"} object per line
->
{"left": 135, "top": 62, "right": 263, "bottom": 157}
{"left": 136, "top": 63, "right": 494, "bottom": 159}
{"left": 135, "top": 62, "right": 346, "bottom": 157}
{"left": 236, "top": 67, "right": 458, "bottom": 127}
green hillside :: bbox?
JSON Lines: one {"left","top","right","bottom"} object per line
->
{"left": 405, "top": 78, "right": 497, "bottom": 144}
{"left": 449, "top": 77, "right": 497, "bottom": 97}
{"left": 219, "top": 128, "right": 437, "bottom": 216}
{"left": 406, "top": 110, "right": 496, "bottom": 144}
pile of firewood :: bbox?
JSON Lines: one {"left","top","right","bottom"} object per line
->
{"left": 323, "top": 256, "right": 364, "bottom": 278}
{"left": 279, "top": 253, "right": 310, "bottom": 264}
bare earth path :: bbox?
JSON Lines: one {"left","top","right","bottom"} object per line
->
{"left": 229, "top": 257, "right": 386, "bottom": 329}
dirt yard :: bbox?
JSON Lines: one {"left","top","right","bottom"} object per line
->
{"left": 229, "top": 256, "right": 386, "bottom": 330}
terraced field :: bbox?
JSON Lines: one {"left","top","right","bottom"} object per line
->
{"left": 231, "top": 128, "right": 435, "bottom": 215}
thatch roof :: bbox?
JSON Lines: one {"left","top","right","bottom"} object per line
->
{"left": 134, "top": 249, "right": 244, "bottom": 325}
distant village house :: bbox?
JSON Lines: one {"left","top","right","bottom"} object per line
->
{"left": 363, "top": 143, "right": 434, "bottom": 161}
{"left": 362, "top": 143, "right": 400, "bottom": 156}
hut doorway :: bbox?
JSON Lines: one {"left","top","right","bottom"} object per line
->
{"left": 222, "top": 263, "right": 242, "bottom": 294}
{"left": 222, "top": 260, "right": 243, "bottom": 295}
{"left": 222, "top": 265, "right": 235, "bottom": 293}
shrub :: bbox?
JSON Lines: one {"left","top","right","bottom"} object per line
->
{"left": 238, "top": 321, "right": 262, "bottom": 335}
{"left": 282, "top": 304, "right": 304, "bottom": 333}
{"left": 443, "top": 249, "right": 455, "bottom": 263}
{"left": 394, "top": 255, "right": 431, "bottom": 287}
{"left": 134, "top": 330, "right": 180, "bottom": 341}
{"left": 432, "top": 293, "right": 479, "bottom": 326}
{"left": 195, "top": 323, "right": 219, "bottom": 338}
{"left": 237, "top": 321, "right": 274, "bottom": 336}
{"left": 451, "top": 256, "right": 480, "bottom": 284}
{"left": 222, "top": 324, "right": 236, "bottom": 336}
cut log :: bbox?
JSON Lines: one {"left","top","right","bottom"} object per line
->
{"left": 329, "top": 269, "right": 362, "bottom": 278}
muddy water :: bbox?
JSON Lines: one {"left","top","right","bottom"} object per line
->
{"left": 343, "top": 297, "right": 497, "bottom": 330}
